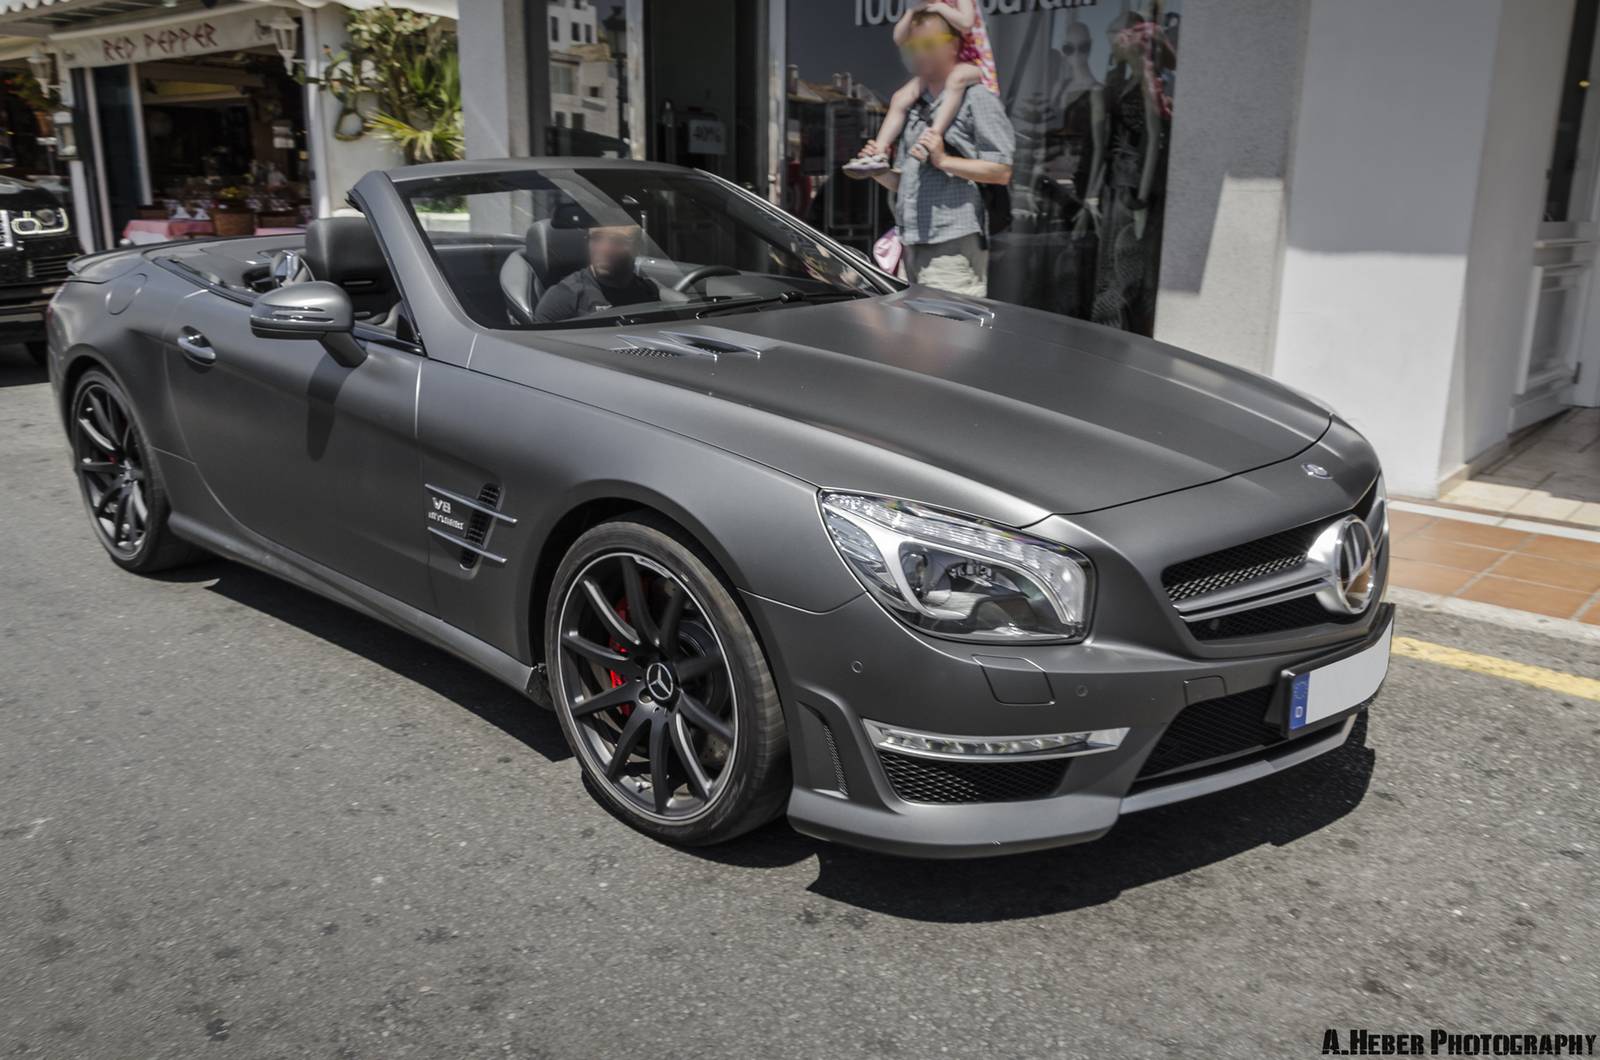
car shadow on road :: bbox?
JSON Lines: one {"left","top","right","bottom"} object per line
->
{"left": 704, "top": 716, "right": 1377, "bottom": 921}
{"left": 0, "top": 347, "right": 47, "bottom": 388}
{"left": 181, "top": 557, "right": 573, "bottom": 764}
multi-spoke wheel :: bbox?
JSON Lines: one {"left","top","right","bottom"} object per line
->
{"left": 70, "top": 369, "right": 200, "bottom": 573}
{"left": 547, "top": 519, "right": 789, "bottom": 845}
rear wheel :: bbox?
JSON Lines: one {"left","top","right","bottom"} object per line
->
{"left": 70, "top": 369, "right": 201, "bottom": 573}
{"left": 546, "top": 518, "right": 789, "bottom": 846}
{"left": 24, "top": 340, "right": 47, "bottom": 365}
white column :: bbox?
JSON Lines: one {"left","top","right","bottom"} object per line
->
{"left": 1154, "top": 0, "right": 1310, "bottom": 378}
{"left": 459, "top": 0, "right": 537, "bottom": 159}
{"left": 302, "top": 4, "right": 403, "bottom": 218}
{"left": 1271, "top": 0, "right": 1507, "bottom": 498}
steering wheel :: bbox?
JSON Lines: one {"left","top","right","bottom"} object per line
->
{"left": 673, "top": 264, "right": 740, "bottom": 293}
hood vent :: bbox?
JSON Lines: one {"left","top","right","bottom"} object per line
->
{"left": 900, "top": 297, "right": 995, "bottom": 327}
{"left": 613, "top": 329, "right": 765, "bottom": 362}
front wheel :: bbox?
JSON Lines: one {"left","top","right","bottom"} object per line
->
{"left": 69, "top": 369, "right": 202, "bottom": 573}
{"left": 545, "top": 518, "right": 789, "bottom": 846}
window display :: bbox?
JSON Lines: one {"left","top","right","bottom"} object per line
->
{"left": 785, "top": 0, "right": 1180, "bottom": 336}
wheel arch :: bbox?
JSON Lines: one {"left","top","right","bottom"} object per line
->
{"left": 57, "top": 347, "right": 113, "bottom": 427}
{"left": 523, "top": 482, "right": 758, "bottom": 671}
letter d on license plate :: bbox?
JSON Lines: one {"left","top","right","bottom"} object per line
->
{"left": 1285, "top": 617, "right": 1393, "bottom": 734}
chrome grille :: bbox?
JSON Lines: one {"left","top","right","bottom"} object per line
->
{"left": 1161, "top": 480, "right": 1384, "bottom": 641}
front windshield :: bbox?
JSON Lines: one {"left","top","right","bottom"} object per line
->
{"left": 400, "top": 167, "right": 888, "bottom": 330}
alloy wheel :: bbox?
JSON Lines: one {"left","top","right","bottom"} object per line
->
{"left": 73, "top": 381, "right": 149, "bottom": 557}
{"left": 554, "top": 552, "right": 738, "bottom": 823}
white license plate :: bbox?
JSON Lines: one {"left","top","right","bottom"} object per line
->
{"left": 1285, "top": 620, "right": 1392, "bottom": 733}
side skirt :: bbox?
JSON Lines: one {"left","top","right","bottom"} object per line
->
{"left": 168, "top": 513, "right": 546, "bottom": 707}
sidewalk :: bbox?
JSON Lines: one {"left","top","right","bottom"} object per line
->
{"left": 1438, "top": 407, "right": 1600, "bottom": 526}
{"left": 1387, "top": 504, "right": 1600, "bottom": 624}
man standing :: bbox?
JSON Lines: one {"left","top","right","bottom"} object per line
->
{"left": 865, "top": 9, "right": 1015, "bottom": 297}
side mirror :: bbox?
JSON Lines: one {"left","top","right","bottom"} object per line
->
{"left": 250, "top": 281, "right": 365, "bottom": 368}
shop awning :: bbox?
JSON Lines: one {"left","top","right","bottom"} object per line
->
{"left": 0, "top": 0, "right": 456, "bottom": 63}
{"left": 1, "top": 0, "right": 457, "bottom": 35}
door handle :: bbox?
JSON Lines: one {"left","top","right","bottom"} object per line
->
{"left": 177, "top": 329, "right": 216, "bottom": 365}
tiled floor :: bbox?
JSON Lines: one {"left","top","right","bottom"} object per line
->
{"left": 1438, "top": 407, "right": 1600, "bottom": 526}
{"left": 1388, "top": 508, "right": 1600, "bottom": 623}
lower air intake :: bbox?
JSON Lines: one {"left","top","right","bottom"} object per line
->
{"left": 1137, "top": 686, "right": 1282, "bottom": 780}
{"left": 877, "top": 750, "right": 1067, "bottom": 804}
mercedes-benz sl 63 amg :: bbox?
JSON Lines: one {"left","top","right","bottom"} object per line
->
{"left": 45, "top": 159, "right": 1391, "bottom": 857}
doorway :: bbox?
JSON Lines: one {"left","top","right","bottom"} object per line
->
{"left": 644, "top": 0, "right": 763, "bottom": 187}
{"left": 536, "top": 0, "right": 767, "bottom": 190}
{"left": 1521, "top": 0, "right": 1600, "bottom": 431}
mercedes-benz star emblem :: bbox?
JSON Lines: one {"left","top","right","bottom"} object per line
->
{"left": 1302, "top": 463, "right": 1332, "bottom": 479}
{"left": 644, "top": 662, "right": 677, "bottom": 703}
{"left": 1309, "top": 515, "right": 1377, "bottom": 615}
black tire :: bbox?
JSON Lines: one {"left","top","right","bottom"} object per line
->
{"left": 545, "top": 517, "right": 789, "bottom": 846}
{"left": 24, "top": 340, "right": 47, "bottom": 366}
{"left": 69, "top": 369, "right": 203, "bottom": 574}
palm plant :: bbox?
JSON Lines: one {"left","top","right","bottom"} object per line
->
{"left": 305, "top": 8, "right": 464, "bottom": 164}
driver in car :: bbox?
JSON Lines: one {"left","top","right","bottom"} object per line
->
{"left": 533, "top": 224, "right": 661, "bottom": 324}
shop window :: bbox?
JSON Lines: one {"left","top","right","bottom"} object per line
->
{"left": 544, "top": 1, "right": 633, "bottom": 158}
{"left": 784, "top": 0, "right": 1182, "bottom": 336}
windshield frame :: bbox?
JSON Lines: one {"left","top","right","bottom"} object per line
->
{"left": 394, "top": 162, "right": 902, "bottom": 333}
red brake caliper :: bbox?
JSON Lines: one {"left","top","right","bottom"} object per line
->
{"left": 608, "top": 597, "right": 631, "bottom": 716}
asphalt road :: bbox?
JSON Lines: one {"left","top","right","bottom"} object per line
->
{"left": 2, "top": 345, "right": 1597, "bottom": 1059}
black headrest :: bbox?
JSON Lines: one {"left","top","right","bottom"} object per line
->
{"left": 524, "top": 219, "right": 590, "bottom": 290}
{"left": 303, "top": 216, "right": 396, "bottom": 316}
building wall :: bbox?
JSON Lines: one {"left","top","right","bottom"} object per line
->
{"left": 304, "top": 5, "right": 404, "bottom": 217}
{"left": 1444, "top": 0, "right": 1574, "bottom": 475}
{"left": 1271, "top": 0, "right": 1509, "bottom": 498}
{"left": 1154, "top": 0, "right": 1309, "bottom": 377}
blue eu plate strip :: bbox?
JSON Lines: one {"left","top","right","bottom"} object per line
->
{"left": 1288, "top": 673, "right": 1311, "bottom": 731}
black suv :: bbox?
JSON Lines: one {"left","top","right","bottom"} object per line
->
{"left": 1, "top": 174, "right": 77, "bottom": 363}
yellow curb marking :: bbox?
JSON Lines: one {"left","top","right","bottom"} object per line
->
{"left": 1392, "top": 636, "right": 1600, "bottom": 702}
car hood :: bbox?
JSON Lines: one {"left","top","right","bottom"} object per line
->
{"left": 488, "top": 288, "right": 1331, "bottom": 523}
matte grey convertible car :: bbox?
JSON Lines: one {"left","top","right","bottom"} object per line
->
{"left": 46, "top": 159, "right": 1391, "bottom": 857}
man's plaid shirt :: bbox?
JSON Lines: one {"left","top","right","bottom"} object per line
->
{"left": 894, "top": 86, "right": 1016, "bottom": 246}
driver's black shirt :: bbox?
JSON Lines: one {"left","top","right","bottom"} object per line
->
{"left": 533, "top": 267, "right": 660, "bottom": 324}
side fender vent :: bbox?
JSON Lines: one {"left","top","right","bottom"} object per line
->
{"left": 459, "top": 483, "right": 504, "bottom": 571}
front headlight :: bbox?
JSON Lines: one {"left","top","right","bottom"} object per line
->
{"left": 820, "top": 493, "right": 1093, "bottom": 643}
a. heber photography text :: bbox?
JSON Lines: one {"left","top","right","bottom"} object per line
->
{"left": 1322, "top": 1030, "right": 1600, "bottom": 1057}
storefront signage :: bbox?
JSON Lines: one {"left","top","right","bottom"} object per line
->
{"left": 56, "top": 9, "right": 280, "bottom": 69}
{"left": 854, "top": 0, "right": 1097, "bottom": 27}
{"left": 687, "top": 119, "right": 727, "bottom": 156}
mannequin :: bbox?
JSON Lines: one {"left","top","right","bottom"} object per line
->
{"left": 1090, "top": 1, "right": 1173, "bottom": 335}
{"left": 1051, "top": 20, "right": 1106, "bottom": 236}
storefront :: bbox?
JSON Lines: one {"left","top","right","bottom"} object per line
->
{"left": 498, "top": 0, "right": 1180, "bottom": 336}
{"left": 55, "top": 5, "right": 312, "bottom": 247}
{"left": 457, "top": 0, "right": 1600, "bottom": 504}
{"left": 0, "top": 0, "right": 457, "bottom": 252}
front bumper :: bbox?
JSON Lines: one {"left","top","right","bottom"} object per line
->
{"left": 0, "top": 258, "right": 69, "bottom": 340}
{"left": 750, "top": 588, "right": 1391, "bottom": 859}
